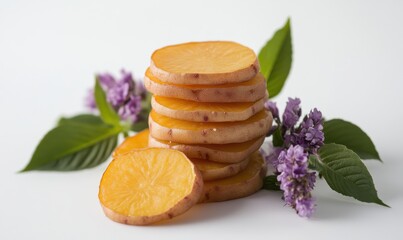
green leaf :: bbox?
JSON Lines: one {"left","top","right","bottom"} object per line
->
{"left": 272, "top": 127, "right": 284, "bottom": 147}
{"left": 38, "top": 136, "right": 117, "bottom": 171}
{"left": 258, "top": 18, "right": 292, "bottom": 98}
{"left": 262, "top": 175, "right": 281, "bottom": 191}
{"left": 94, "top": 79, "right": 121, "bottom": 126}
{"left": 58, "top": 114, "right": 104, "bottom": 126}
{"left": 21, "top": 122, "right": 121, "bottom": 172}
{"left": 323, "top": 119, "right": 381, "bottom": 161}
{"left": 309, "top": 143, "right": 388, "bottom": 207}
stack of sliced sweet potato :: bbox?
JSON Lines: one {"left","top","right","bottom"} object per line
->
{"left": 99, "top": 41, "right": 273, "bottom": 225}
{"left": 146, "top": 41, "right": 272, "bottom": 202}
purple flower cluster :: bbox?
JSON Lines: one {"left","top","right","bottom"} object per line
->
{"left": 263, "top": 97, "right": 323, "bottom": 218}
{"left": 283, "top": 108, "right": 324, "bottom": 153}
{"left": 277, "top": 145, "right": 316, "bottom": 218}
{"left": 298, "top": 108, "right": 324, "bottom": 152}
{"left": 85, "top": 70, "right": 146, "bottom": 124}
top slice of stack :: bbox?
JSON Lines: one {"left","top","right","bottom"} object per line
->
{"left": 145, "top": 41, "right": 272, "bottom": 202}
{"left": 150, "top": 41, "right": 260, "bottom": 85}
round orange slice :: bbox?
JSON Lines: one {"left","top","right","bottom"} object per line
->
{"left": 99, "top": 148, "right": 203, "bottom": 225}
{"left": 150, "top": 41, "right": 259, "bottom": 85}
{"left": 112, "top": 129, "right": 149, "bottom": 157}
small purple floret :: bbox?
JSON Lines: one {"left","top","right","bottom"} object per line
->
{"left": 264, "top": 100, "right": 279, "bottom": 120}
{"left": 282, "top": 98, "right": 301, "bottom": 129}
{"left": 276, "top": 145, "right": 316, "bottom": 218}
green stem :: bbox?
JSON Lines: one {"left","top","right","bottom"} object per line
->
{"left": 123, "top": 131, "right": 129, "bottom": 138}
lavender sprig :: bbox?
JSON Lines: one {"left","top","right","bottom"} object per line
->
{"left": 262, "top": 97, "right": 324, "bottom": 218}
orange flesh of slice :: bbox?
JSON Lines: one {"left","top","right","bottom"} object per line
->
{"left": 150, "top": 109, "right": 268, "bottom": 131}
{"left": 146, "top": 68, "right": 263, "bottom": 89}
{"left": 155, "top": 136, "right": 263, "bottom": 153}
{"left": 151, "top": 41, "right": 256, "bottom": 74}
{"left": 191, "top": 158, "right": 228, "bottom": 171}
{"left": 154, "top": 96, "right": 259, "bottom": 113}
{"left": 99, "top": 148, "right": 198, "bottom": 216}
{"left": 113, "top": 129, "right": 149, "bottom": 157}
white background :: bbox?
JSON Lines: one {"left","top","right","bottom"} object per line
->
{"left": 1, "top": 0, "right": 403, "bottom": 239}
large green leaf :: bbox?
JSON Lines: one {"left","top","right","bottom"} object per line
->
{"left": 94, "top": 79, "right": 121, "bottom": 126}
{"left": 21, "top": 122, "right": 121, "bottom": 171}
{"left": 38, "top": 136, "right": 117, "bottom": 171}
{"left": 258, "top": 18, "right": 292, "bottom": 98}
{"left": 324, "top": 119, "right": 381, "bottom": 161}
{"left": 58, "top": 114, "right": 104, "bottom": 126}
{"left": 310, "top": 143, "right": 388, "bottom": 207}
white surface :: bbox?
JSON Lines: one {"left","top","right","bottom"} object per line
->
{"left": 1, "top": 0, "right": 403, "bottom": 239}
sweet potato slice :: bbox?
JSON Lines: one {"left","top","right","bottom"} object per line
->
{"left": 191, "top": 157, "right": 250, "bottom": 181}
{"left": 151, "top": 95, "right": 266, "bottom": 122}
{"left": 149, "top": 134, "right": 264, "bottom": 163}
{"left": 99, "top": 148, "right": 203, "bottom": 225}
{"left": 149, "top": 110, "right": 272, "bottom": 144}
{"left": 199, "top": 151, "right": 266, "bottom": 203}
{"left": 112, "top": 129, "right": 149, "bottom": 157}
{"left": 150, "top": 41, "right": 259, "bottom": 85}
{"left": 145, "top": 68, "right": 266, "bottom": 102}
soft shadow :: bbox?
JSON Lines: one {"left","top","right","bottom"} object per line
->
{"left": 312, "top": 196, "right": 369, "bottom": 220}
{"left": 157, "top": 198, "right": 249, "bottom": 226}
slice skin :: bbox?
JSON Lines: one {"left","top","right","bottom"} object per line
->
{"left": 150, "top": 41, "right": 260, "bottom": 85}
{"left": 145, "top": 68, "right": 266, "bottom": 103}
{"left": 99, "top": 148, "right": 203, "bottom": 225}
{"left": 149, "top": 134, "right": 265, "bottom": 163}
{"left": 191, "top": 157, "right": 250, "bottom": 181}
{"left": 152, "top": 95, "right": 266, "bottom": 122}
{"left": 199, "top": 151, "right": 266, "bottom": 203}
{"left": 112, "top": 129, "right": 149, "bottom": 157}
{"left": 149, "top": 110, "right": 273, "bottom": 144}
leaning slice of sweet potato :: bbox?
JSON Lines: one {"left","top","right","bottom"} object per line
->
{"left": 99, "top": 148, "right": 203, "bottom": 225}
